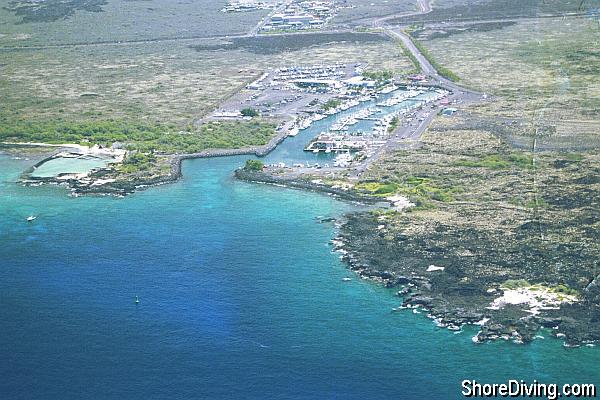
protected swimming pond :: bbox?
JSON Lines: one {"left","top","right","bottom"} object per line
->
{"left": 31, "top": 154, "right": 113, "bottom": 178}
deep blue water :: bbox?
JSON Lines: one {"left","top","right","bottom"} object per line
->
{"left": 1, "top": 101, "right": 599, "bottom": 398}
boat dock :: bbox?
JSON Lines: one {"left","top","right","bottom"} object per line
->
{"left": 304, "top": 135, "right": 367, "bottom": 153}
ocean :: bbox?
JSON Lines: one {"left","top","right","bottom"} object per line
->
{"left": 1, "top": 99, "right": 598, "bottom": 398}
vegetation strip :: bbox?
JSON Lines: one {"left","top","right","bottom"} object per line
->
{"left": 404, "top": 31, "right": 460, "bottom": 82}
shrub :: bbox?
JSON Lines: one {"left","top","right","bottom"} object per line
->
{"left": 322, "top": 99, "right": 343, "bottom": 111}
{"left": 362, "top": 70, "right": 394, "bottom": 83}
{"left": 0, "top": 118, "right": 276, "bottom": 154}
{"left": 241, "top": 108, "right": 259, "bottom": 117}
{"left": 244, "top": 159, "right": 264, "bottom": 171}
{"left": 501, "top": 279, "right": 531, "bottom": 289}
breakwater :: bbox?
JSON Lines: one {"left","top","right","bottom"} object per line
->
{"left": 16, "top": 129, "right": 290, "bottom": 196}
{"left": 234, "top": 168, "right": 385, "bottom": 205}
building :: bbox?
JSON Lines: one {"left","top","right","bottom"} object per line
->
{"left": 442, "top": 107, "right": 458, "bottom": 116}
{"left": 292, "top": 79, "right": 342, "bottom": 90}
{"left": 284, "top": 15, "right": 314, "bottom": 25}
{"left": 344, "top": 76, "right": 376, "bottom": 89}
{"left": 408, "top": 74, "right": 427, "bottom": 81}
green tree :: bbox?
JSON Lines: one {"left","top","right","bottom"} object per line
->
{"left": 244, "top": 159, "right": 264, "bottom": 171}
{"left": 241, "top": 108, "right": 259, "bottom": 117}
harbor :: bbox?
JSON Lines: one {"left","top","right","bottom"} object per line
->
{"left": 234, "top": 83, "right": 451, "bottom": 182}
{"left": 209, "top": 61, "right": 451, "bottom": 170}
{"left": 304, "top": 87, "right": 446, "bottom": 155}
{"left": 296, "top": 86, "right": 447, "bottom": 170}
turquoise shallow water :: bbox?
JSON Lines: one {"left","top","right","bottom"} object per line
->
{"left": 0, "top": 152, "right": 599, "bottom": 399}
{"left": 1, "top": 98, "right": 599, "bottom": 398}
{"left": 30, "top": 156, "right": 111, "bottom": 178}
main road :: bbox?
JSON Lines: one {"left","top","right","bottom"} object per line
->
{"left": 347, "top": 0, "right": 489, "bottom": 177}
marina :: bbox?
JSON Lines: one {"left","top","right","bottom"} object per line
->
{"left": 221, "top": 1, "right": 275, "bottom": 13}
{"left": 301, "top": 87, "right": 447, "bottom": 158}
{"left": 210, "top": 61, "right": 450, "bottom": 168}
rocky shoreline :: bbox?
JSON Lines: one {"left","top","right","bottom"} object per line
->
{"left": 230, "top": 113, "right": 600, "bottom": 348}
{"left": 332, "top": 209, "right": 599, "bottom": 348}
{"left": 7, "top": 124, "right": 599, "bottom": 348}
{"left": 235, "top": 168, "right": 600, "bottom": 347}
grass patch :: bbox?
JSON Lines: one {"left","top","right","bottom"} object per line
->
{"left": 356, "top": 176, "right": 459, "bottom": 204}
{"left": 454, "top": 153, "right": 533, "bottom": 169}
{"left": 373, "top": 183, "right": 399, "bottom": 195}
{"left": 524, "top": 198, "right": 549, "bottom": 209}
{"left": 552, "top": 284, "right": 580, "bottom": 297}
{"left": 501, "top": 279, "right": 532, "bottom": 289}
{"left": 356, "top": 181, "right": 398, "bottom": 195}
{"left": 501, "top": 280, "right": 580, "bottom": 299}
{"left": 563, "top": 153, "right": 585, "bottom": 162}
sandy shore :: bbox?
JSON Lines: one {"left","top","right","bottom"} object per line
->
{"left": 1, "top": 142, "right": 126, "bottom": 159}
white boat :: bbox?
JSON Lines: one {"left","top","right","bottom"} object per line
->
{"left": 26, "top": 216, "right": 36, "bottom": 222}
{"left": 299, "top": 119, "right": 311, "bottom": 129}
{"left": 379, "top": 85, "right": 397, "bottom": 94}
{"left": 342, "top": 277, "right": 352, "bottom": 282}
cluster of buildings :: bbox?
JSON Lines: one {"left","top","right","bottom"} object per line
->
{"left": 211, "top": 63, "right": 360, "bottom": 123}
{"left": 221, "top": 1, "right": 275, "bottom": 13}
{"left": 260, "top": 1, "right": 336, "bottom": 32}
{"left": 274, "top": 64, "right": 350, "bottom": 92}
{"left": 303, "top": 87, "right": 449, "bottom": 158}
{"left": 246, "top": 63, "right": 364, "bottom": 94}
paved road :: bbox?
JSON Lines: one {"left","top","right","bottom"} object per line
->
{"left": 346, "top": 0, "right": 490, "bottom": 178}
{"left": 370, "top": 0, "right": 432, "bottom": 27}
{"left": 372, "top": 0, "right": 481, "bottom": 92}
{"left": 385, "top": 28, "right": 435, "bottom": 76}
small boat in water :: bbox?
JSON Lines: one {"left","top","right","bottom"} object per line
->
{"left": 26, "top": 216, "right": 37, "bottom": 222}
{"left": 288, "top": 127, "right": 299, "bottom": 137}
{"left": 135, "top": 295, "right": 140, "bottom": 304}
{"left": 342, "top": 277, "right": 352, "bottom": 282}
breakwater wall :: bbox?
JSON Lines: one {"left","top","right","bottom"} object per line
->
{"left": 168, "top": 130, "right": 288, "bottom": 180}
{"left": 234, "top": 168, "right": 386, "bottom": 205}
